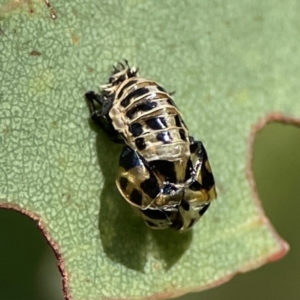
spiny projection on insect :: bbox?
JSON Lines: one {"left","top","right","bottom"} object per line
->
{"left": 85, "top": 60, "right": 217, "bottom": 231}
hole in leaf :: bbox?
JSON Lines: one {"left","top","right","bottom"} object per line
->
{"left": 253, "top": 122, "right": 300, "bottom": 232}
{"left": 0, "top": 209, "right": 63, "bottom": 300}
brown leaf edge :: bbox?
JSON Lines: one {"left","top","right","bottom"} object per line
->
{"left": 0, "top": 112, "right": 293, "bottom": 300}
{"left": 246, "top": 111, "right": 294, "bottom": 262}
{"left": 0, "top": 202, "right": 71, "bottom": 300}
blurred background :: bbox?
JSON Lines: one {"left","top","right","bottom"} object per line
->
{"left": 0, "top": 122, "right": 299, "bottom": 300}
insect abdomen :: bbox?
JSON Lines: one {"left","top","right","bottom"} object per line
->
{"left": 109, "top": 78, "right": 190, "bottom": 162}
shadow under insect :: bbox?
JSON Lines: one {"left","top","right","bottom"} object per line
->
{"left": 90, "top": 122, "right": 193, "bottom": 272}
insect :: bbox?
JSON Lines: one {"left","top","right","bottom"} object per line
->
{"left": 85, "top": 61, "right": 216, "bottom": 231}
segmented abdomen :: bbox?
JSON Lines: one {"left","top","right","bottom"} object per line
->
{"left": 109, "top": 77, "right": 190, "bottom": 162}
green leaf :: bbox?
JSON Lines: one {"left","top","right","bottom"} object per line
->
{"left": 0, "top": 0, "right": 294, "bottom": 299}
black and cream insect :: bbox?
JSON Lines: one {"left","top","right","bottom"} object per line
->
{"left": 85, "top": 61, "right": 216, "bottom": 231}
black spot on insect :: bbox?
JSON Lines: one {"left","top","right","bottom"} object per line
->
{"left": 119, "top": 146, "right": 143, "bottom": 171}
{"left": 181, "top": 200, "right": 190, "bottom": 211}
{"left": 157, "top": 85, "right": 167, "bottom": 93}
{"left": 126, "top": 101, "right": 157, "bottom": 119}
{"left": 201, "top": 165, "right": 215, "bottom": 190}
{"left": 129, "top": 123, "right": 143, "bottom": 137}
{"left": 189, "top": 180, "right": 202, "bottom": 191}
{"left": 167, "top": 98, "right": 176, "bottom": 106}
{"left": 190, "top": 142, "right": 198, "bottom": 154}
{"left": 146, "top": 117, "right": 167, "bottom": 130}
{"left": 120, "top": 96, "right": 131, "bottom": 107}
{"left": 199, "top": 203, "right": 210, "bottom": 216}
{"left": 121, "top": 87, "right": 150, "bottom": 107}
{"left": 142, "top": 209, "right": 171, "bottom": 220}
{"left": 189, "top": 135, "right": 195, "bottom": 143}
{"left": 135, "top": 137, "right": 146, "bottom": 150}
{"left": 123, "top": 79, "right": 138, "bottom": 90}
{"left": 195, "top": 141, "right": 206, "bottom": 158}
{"left": 119, "top": 177, "right": 128, "bottom": 190}
{"left": 149, "top": 160, "right": 177, "bottom": 183}
{"left": 179, "top": 128, "right": 186, "bottom": 141}
{"left": 162, "top": 183, "right": 177, "bottom": 195}
{"left": 174, "top": 115, "right": 182, "bottom": 127}
{"left": 140, "top": 176, "right": 160, "bottom": 198}
{"left": 118, "top": 80, "right": 137, "bottom": 97}
{"left": 118, "top": 80, "right": 138, "bottom": 98}
{"left": 130, "top": 189, "right": 143, "bottom": 206}
{"left": 157, "top": 131, "right": 172, "bottom": 144}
